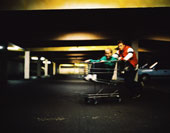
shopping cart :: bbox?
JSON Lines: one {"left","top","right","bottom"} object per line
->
{"left": 83, "top": 61, "right": 124, "bottom": 104}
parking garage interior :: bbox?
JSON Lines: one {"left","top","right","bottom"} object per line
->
{"left": 1, "top": 1, "right": 170, "bottom": 133}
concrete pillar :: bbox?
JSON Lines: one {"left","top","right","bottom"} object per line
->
{"left": 44, "top": 59, "right": 48, "bottom": 76}
{"left": 56, "top": 64, "right": 59, "bottom": 74}
{"left": 131, "top": 40, "right": 139, "bottom": 59}
{"left": 37, "top": 57, "right": 41, "bottom": 77}
{"left": 53, "top": 62, "right": 56, "bottom": 75}
{"left": 0, "top": 44, "right": 8, "bottom": 89}
{"left": 24, "top": 51, "right": 30, "bottom": 79}
{"left": 131, "top": 40, "right": 139, "bottom": 82}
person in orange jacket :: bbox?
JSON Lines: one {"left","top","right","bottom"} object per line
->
{"left": 113, "top": 40, "right": 141, "bottom": 99}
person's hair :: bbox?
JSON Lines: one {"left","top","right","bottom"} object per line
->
{"left": 105, "top": 48, "right": 113, "bottom": 53}
{"left": 117, "top": 40, "right": 131, "bottom": 46}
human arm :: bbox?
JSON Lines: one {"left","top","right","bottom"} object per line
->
{"left": 100, "top": 56, "right": 117, "bottom": 67}
{"left": 112, "top": 51, "right": 119, "bottom": 59}
{"left": 123, "top": 47, "right": 134, "bottom": 61}
{"left": 84, "top": 59, "right": 101, "bottom": 63}
{"left": 113, "top": 48, "right": 134, "bottom": 61}
{"left": 85, "top": 56, "right": 108, "bottom": 63}
{"left": 84, "top": 59, "right": 91, "bottom": 63}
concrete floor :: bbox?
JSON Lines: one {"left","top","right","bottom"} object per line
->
{"left": 1, "top": 75, "right": 170, "bottom": 133}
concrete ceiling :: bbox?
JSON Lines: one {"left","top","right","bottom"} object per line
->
{"left": 1, "top": 7, "right": 170, "bottom": 63}
{"left": 1, "top": 0, "right": 170, "bottom": 10}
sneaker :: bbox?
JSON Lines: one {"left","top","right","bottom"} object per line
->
{"left": 91, "top": 74, "right": 97, "bottom": 81}
{"left": 84, "top": 74, "right": 92, "bottom": 81}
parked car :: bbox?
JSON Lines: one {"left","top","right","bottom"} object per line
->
{"left": 138, "top": 61, "right": 170, "bottom": 82}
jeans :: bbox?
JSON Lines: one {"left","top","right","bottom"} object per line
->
{"left": 119, "top": 61, "right": 142, "bottom": 96}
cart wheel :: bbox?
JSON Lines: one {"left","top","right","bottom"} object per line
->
{"left": 94, "top": 99, "right": 98, "bottom": 105}
{"left": 118, "top": 98, "right": 122, "bottom": 103}
{"left": 84, "top": 97, "right": 89, "bottom": 103}
{"left": 85, "top": 97, "right": 92, "bottom": 104}
{"left": 87, "top": 99, "right": 91, "bottom": 103}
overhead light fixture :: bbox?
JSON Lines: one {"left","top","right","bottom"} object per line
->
{"left": 56, "top": 32, "right": 105, "bottom": 40}
{"left": 25, "top": 0, "right": 168, "bottom": 10}
{"left": 43, "top": 61, "right": 51, "bottom": 64}
{"left": 60, "top": 3, "right": 117, "bottom": 9}
{"left": 7, "top": 43, "right": 24, "bottom": 51}
{"left": 30, "top": 46, "right": 117, "bottom": 52}
{"left": 59, "top": 64, "right": 74, "bottom": 67}
{"left": 69, "top": 46, "right": 88, "bottom": 51}
{"left": 0, "top": 46, "right": 4, "bottom": 50}
{"left": 40, "top": 57, "right": 45, "bottom": 61}
{"left": 31, "top": 56, "right": 39, "bottom": 60}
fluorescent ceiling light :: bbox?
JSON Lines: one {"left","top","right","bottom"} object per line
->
{"left": 56, "top": 32, "right": 104, "bottom": 40}
{"left": 7, "top": 43, "right": 23, "bottom": 51}
{"left": 25, "top": 0, "right": 170, "bottom": 10}
{"left": 0, "top": 46, "right": 4, "bottom": 50}
{"left": 31, "top": 56, "right": 39, "bottom": 60}
{"left": 43, "top": 61, "right": 51, "bottom": 64}
{"left": 40, "top": 57, "right": 45, "bottom": 61}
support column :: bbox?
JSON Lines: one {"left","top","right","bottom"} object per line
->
{"left": 56, "top": 64, "right": 59, "bottom": 74}
{"left": 53, "top": 62, "right": 56, "bottom": 75}
{"left": 24, "top": 51, "right": 30, "bottom": 79}
{"left": 0, "top": 44, "right": 8, "bottom": 89}
{"left": 131, "top": 40, "right": 139, "bottom": 59}
{"left": 37, "top": 57, "right": 41, "bottom": 77}
{"left": 131, "top": 40, "right": 139, "bottom": 82}
{"left": 44, "top": 59, "right": 48, "bottom": 76}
